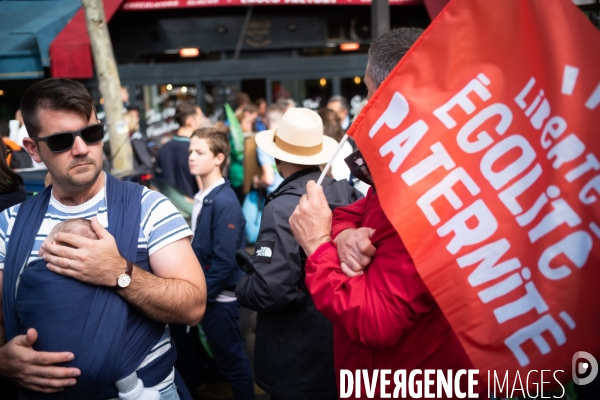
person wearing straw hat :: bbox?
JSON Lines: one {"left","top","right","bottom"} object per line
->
{"left": 288, "top": 28, "right": 483, "bottom": 399}
{"left": 236, "top": 107, "right": 362, "bottom": 400}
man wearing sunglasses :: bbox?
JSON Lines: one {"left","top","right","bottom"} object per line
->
{"left": 0, "top": 78, "right": 207, "bottom": 397}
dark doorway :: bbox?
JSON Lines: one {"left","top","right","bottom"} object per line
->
{"left": 241, "top": 79, "right": 266, "bottom": 103}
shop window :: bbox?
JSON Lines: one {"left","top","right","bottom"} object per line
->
{"left": 202, "top": 80, "right": 241, "bottom": 119}
{"left": 142, "top": 83, "right": 197, "bottom": 140}
{"left": 341, "top": 76, "right": 368, "bottom": 120}
{"left": 271, "top": 79, "right": 332, "bottom": 110}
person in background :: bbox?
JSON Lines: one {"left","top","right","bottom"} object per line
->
{"left": 0, "top": 139, "right": 25, "bottom": 212}
{"left": 4, "top": 114, "right": 38, "bottom": 170}
{"left": 188, "top": 128, "right": 255, "bottom": 400}
{"left": 156, "top": 101, "right": 202, "bottom": 198}
{"left": 265, "top": 104, "right": 283, "bottom": 130}
{"left": 275, "top": 98, "right": 295, "bottom": 113}
{"left": 234, "top": 92, "right": 251, "bottom": 118}
{"left": 236, "top": 108, "right": 362, "bottom": 400}
{"left": 121, "top": 86, "right": 131, "bottom": 109}
{"left": 251, "top": 149, "right": 283, "bottom": 195}
{"left": 318, "top": 108, "right": 352, "bottom": 182}
{"left": 238, "top": 104, "right": 258, "bottom": 135}
{"left": 327, "top": 95, "right": 351, "bottom": 131}
{"left": 125, "top": 108, "right": 154, "bottom": 171}
{"left": 242, "top": 105, "right": 284, "bottom": 245}
{"left": 0, "top": 119, "right": 33, "bottom": 170}
{"left": 197, "top": 106, "right": 212, "bottom": 129}
{"left": 10, "top": 110, "right": 28, "bottom": 148}
{"left": 0, "top": 138, "right": 23, "bottom": 400}
{"left": 326, "top": 95, "right": 361, "bottom": 169}
{"left": 254, "top": 99, "right": 268, "bottom": 132}
{"left": 252, "top": 106, "right": 283, "bottom": 195}
{"left": 213, "top": 121, "right": 230, "bottom": 137}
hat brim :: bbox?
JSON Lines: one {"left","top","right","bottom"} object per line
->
{"left": 255, "top": 129, "right": 340, "bottom": 166}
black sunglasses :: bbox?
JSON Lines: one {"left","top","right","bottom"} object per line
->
{"left": 32, "top": 123, "right": 105, "bottom": 153}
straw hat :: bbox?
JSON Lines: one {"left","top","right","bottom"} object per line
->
{"left": 255, "top": 108, "right": 338, "bottom": 165}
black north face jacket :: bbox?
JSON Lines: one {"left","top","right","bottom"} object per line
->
{"left": 236, "top": 167, "right": 362, "bottom": 400}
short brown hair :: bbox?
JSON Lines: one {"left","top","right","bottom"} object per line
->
{"left": 327, "top": 95, "right": 349, "bottom": 112}
{"left": 20, "top": 78, "right": 96, "bottom": 138}
{"left": 318, "top": 108, "right": 344, "bottom": 142}
{"left": 236, "top": 92, "right": 251, "bottom": 109}
{"left": 191, "top": 127, "right": 231, "bottom": 173}
{"left": 175, "top": 101, "right": 198, "bottom": 126}
{"left": 241, "top": 103, "right": 258, "bottom": 114}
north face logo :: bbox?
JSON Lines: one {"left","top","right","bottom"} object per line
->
{"left": 256, "top": 247, "right": 273, "bottom": 257}
{"left": 355, "top": 158, "right": 364, "bottom": 166}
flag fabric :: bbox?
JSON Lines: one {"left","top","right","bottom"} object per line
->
{"left": 224, "top": 102, "right": 245, "bottom": 188}
{"left": 224, "top": 102, "right": 244, "bottom": 159}
{"left": 348, "top": 0, "right": 600, "bottom": 387}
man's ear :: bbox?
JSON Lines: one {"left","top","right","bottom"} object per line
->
{"left": 22, "top": 138, "right": 43, "bottom": 163}
{"left": 215, "top": 153, "right": 226, "bottom": 167}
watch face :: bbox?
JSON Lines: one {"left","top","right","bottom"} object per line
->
{"left": 118, "top": 273, "right": 131, "bottom": 288}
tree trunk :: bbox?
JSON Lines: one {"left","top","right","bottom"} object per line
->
{"left": 82, "top": 0, "right": 133, "bottom": 174}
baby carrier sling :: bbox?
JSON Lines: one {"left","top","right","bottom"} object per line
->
{"left": 3, "top": 174, "right": 192, "bottom": 400}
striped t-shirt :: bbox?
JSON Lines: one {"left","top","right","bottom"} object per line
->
{"left": 0, "top": 178, "right": 193, "bottom": 393}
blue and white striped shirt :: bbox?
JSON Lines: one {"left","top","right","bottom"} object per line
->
{"left": 0, "top": 177, "right": 193, "bottom": 391}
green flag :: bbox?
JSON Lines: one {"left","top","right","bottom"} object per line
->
{"left": 225, "top": 103, "right": 244, "bottom": 160}
{"left": 224, "top": 103, "right": 244, "bottom": 188}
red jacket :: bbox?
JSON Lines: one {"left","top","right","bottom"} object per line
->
{"left": 305, "top": 189, "right": 483, "bottom": 399}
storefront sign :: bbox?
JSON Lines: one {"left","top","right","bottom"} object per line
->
{"left": 245, "top": 19, "right": 272, "bottom": 47}
{"left": 145, "top": 108, "right": 179, "bottom": 137}
{"left": 302, "top": 96, "right": 322, "bottom": 110}
{"left": 122, "top": 0, "right": 422, "bottom": 10}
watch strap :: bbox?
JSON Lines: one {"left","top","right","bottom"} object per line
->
{"left": 125, "top": 260, "right": 134, "bottom": 276}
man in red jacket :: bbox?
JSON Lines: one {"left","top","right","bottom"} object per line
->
{"left": 289, "top": 28, "right": 484, "bottom": 399}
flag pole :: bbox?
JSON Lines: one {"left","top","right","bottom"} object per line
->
{"left": 316, "top": 134, "right": 349, "bottom": 186}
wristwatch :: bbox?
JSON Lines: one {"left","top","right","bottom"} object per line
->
{"left": 117, "top": 261, "right": 134, "bottom": 289}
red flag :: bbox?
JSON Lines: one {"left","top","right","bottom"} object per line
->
{"left": 349, "top": 0, "right": 600, "bottom": 390}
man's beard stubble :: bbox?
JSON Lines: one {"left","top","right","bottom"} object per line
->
{"left": 51, "top": 156, "right": 103, "bottom": 194}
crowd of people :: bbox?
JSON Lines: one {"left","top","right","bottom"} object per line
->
{"left": 148, "top": 81, "right": 371, "bottom": 399}
{"left": 0, "top": 26, "right": 508, "bottom": 400}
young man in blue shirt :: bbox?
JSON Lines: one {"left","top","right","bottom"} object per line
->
{"left": 189, "top": 128, "right": 255, "bottom": 400}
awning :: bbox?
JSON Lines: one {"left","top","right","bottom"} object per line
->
{"left": 0, "top": 0, "right": 81, "bottom": 80}
{"left": 49, "top": 0, "right": 124, "bottom": 79}
{"left": 120, "top": 0, "right": 422, "bottom": 11}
